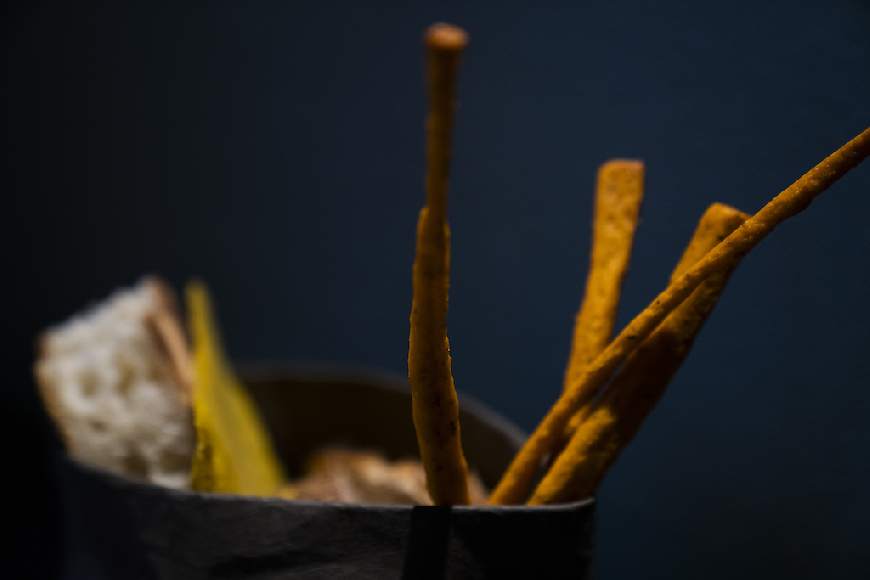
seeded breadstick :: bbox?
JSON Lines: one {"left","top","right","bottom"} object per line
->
{"left": 561, "top": 160, "right": 644, "bottom": 437}
{"left": 530, "top": 203, "right": 749, "bottom": 504}
{"left": 408, "top": 23, "right": 470, "bottom": 506}
{"left": 490, "top": 125, "right": 870, "bottom": 505}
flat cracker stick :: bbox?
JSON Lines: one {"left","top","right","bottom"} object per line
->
{"left": 561, "top": 160, "right": 644, "bottom": 436}
{"left": 565, "top": 160, "right": 644, "bottom": 387}
{"left": 530, "top": 203, "right": 748, "bottom": 504}
{"left": 408, "top": 23, "right": 471, "bottom": 506}
{"left": 490, "top": 125, "right": 870, "bottom": 505}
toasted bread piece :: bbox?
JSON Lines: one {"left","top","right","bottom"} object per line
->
{"left": 35, "top": 277, "right": 195, "bottom": 489}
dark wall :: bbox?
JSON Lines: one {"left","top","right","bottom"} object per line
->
{"left": 3, "top": 1, "right": 869, "bottom": 578}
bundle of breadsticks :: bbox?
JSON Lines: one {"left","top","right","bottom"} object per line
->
{"left": 408, "top": 23, "right": 870, "bottom": 506}
{"left": 34, "top": 23, "right": 870, "bottom": 509}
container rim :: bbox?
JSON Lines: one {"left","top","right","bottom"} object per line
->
{"left": 235, "top": 359, "right": 530, "bottom": 454}
{"left": 60, "top": 455, "right": 594, "bottom": 512}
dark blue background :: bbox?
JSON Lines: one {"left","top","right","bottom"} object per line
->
{"left": 3, "top": 1, "right": 869, "bottom": 578}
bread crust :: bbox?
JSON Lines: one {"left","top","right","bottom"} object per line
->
{"left": 33, "top": 276, "right": 195, "bottom": 487}
{"left": 143, "top": 276, "right": 193, "bottom": 402}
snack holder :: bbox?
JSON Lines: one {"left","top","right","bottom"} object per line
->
{"left": 55, "top": 363, "right": 595, "bottom": 579}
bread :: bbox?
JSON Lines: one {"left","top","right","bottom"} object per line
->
{"left": 35, "top": 276, "right": 195, "bottom": 489}
{"left": 284, "top": 447, "right": 489, "bottom": 506}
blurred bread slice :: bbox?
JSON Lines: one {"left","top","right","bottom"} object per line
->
{"left": 286, "top": 447, "right": 490, "bottom": 505}
{"left": 35, "top": 276, "right": 195, "bottom": 489}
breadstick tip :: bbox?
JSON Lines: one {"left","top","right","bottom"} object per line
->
{"left": 597, "top": 160, "right": 644, "bottom": 187}
{"left": 426, "top": 23, "right": 468, "bottom": 51}
{"left": 706, "top": 201, "right": 748, "bottom": 220}
{"left": 600, "top": 159, "right": 644, "bottom": 170}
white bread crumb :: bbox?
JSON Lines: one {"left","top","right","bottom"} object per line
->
{"left": 35, "top": 278, "right": 194, "bottom": 489}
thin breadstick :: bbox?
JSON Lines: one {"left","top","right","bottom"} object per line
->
{"left": 408, "top": 23, "right": 470, "bottom": 506}
{"left": 560, "top": 160, "right": 644, "bottom": 439}
{"left": 490, "top": 125, "right": 870, "bottom": 505}
{"left": 565, "top": 160, "right": 644, "bottom": 388}
{"left": 530, "top": 203, "right": 749, "bottom": 504}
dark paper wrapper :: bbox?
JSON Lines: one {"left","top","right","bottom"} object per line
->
{"left": 56, "top": 363, "right": 595, "bottom": 579}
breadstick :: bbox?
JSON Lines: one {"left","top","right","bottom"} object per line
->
{"left": 561, "top": 160, "right": 644, "bottom": 436}
{"left": 490, "top": 125, "right": 870, "bottom": 505}
{"left": 567, "top": 160, "right": 645, "bottom": 380}
{"left": 530, "top": 203, "right": 748, "bottom": 504}
{"left": 408, "top": 23, "right": 470, "bottom": 506}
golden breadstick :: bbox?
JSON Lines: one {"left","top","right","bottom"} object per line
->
{"left": 560, "top": 160, "right": 644, "bottom": 439}
{"left": 530, "top": 203, "right": 749, "bottom": 504}
{"left": 565, "top": 160, "right": 644, "bottom": 387}
{"left": 490, "top": 125, "right": 870, "bottom": 505}
{"left": 408, "top": 23, "right": 470, "bottom": 506}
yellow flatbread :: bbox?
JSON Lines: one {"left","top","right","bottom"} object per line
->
{"left": 187, "top": 281, "right": 285, "bottom": 495}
